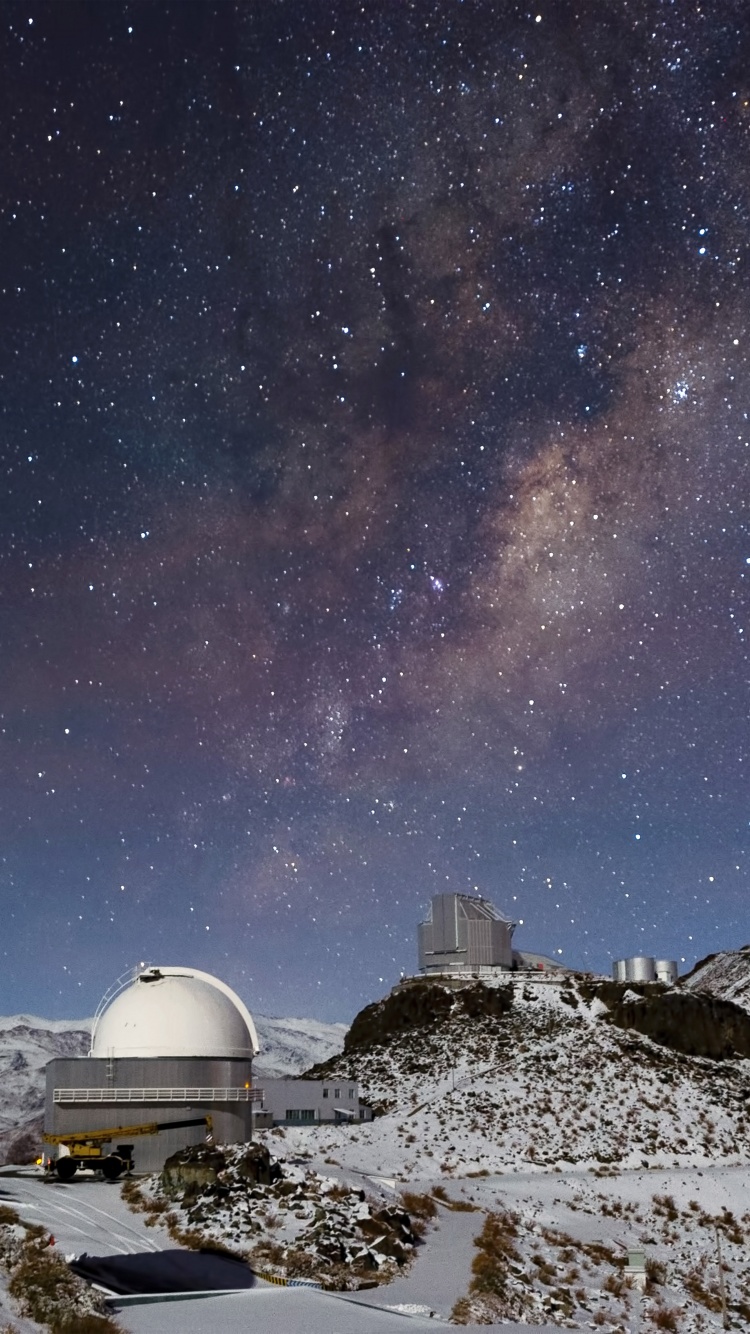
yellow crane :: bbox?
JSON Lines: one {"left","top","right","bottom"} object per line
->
{"left": 43, "top": 1114, "right": 213, "bottom": 1181}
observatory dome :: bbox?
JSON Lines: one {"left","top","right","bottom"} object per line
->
{"left": 90, "top": 966, "right": 260, "bottom": 1059}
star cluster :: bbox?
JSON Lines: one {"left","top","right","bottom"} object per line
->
{"left": 0, "top": 1, "right": 748, "bottom": 1019}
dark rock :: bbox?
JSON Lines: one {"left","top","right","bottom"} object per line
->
{"left": 342, "top": 980, "right": 512, "bottom": 1053}
{"left": 235, "top": 1142, "right": 282, "bottom": 1186}
{"left": 161, "top": 1144, "right": 227, "bottom": 1198}
{"left": 580, "top": 981, "right": 750, "bottom": 1060}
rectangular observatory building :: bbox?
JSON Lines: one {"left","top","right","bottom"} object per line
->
{"left": 418, "top": 892, "right": 515, "bottom": 974}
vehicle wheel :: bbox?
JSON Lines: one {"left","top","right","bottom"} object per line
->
{"left": 55, "top": 1157, "right": 77, "bottom": 1181}
{"left": 101, "top": 1154, "right": 124, "bottom": 1181}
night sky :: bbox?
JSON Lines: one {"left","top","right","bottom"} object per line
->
{"left": 1, "top": 1, "right": 748, "bottom": 1023}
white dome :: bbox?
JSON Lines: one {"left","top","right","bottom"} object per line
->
{"left": 91, "top": 966, "right": 260, "bottom": 1059}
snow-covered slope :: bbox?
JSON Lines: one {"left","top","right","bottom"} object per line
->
{"left": 297, "top": 975, "right": 750, "bottom": 1175}
{"left": 253, "top": 1014, "right": 347, "bottom": 1076}
{"left": 680, "top": 945, "right": 750, "bottom": 1012}
{"left": 0, "top": 1016, "right": 90, "bottom": 1156}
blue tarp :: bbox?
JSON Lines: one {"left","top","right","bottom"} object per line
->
{"left": 69, "top": 1248, "right": 256, "bottom": 1295}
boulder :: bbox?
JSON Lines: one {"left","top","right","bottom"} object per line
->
{"left": 235, "top": 1142, "right": 282, "bottom": 1186}
{"left": 161, "top": 1144, "right": 226, "bottom": 1199}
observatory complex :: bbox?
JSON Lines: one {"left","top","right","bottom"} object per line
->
{"left": 612, "top": 955, "right": 678, "bottom": 985}
{"left": 45, "top": 965, "right": 368, "bottom": 1176}
{"left": 417, "top": 892, "right": 562, "bottom": 976}
{"left": 417, "top": 894, "right": 678, "bottom": 983}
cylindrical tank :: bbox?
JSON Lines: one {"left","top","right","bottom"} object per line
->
{"left": 625, "top": 956, "right": 656, "bottom": 983}
{"left": 612, "top": 959, "right": 628, "bottom": 982}
{"left": 655, "top": 959, "right": 678, "bottom": 986}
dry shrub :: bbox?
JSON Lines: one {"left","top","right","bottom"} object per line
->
{"left": 7, "top": 1241, "right": 120, "bottom": 1333}
{"left": 284, "top": 1247, "right": 319, "bottom": 1278}
{"left": 469, "top": 1210, "right": 521, "bottom": 1298}
{"left": 650, "top": 1306, "right": 679, "bottom": 1330}
{"left": 401, "top": 1191, "right": 437, "bottom": 1221}
{"left": 450, "top": 1295, "right": 473, "bottom": 1324}
{"left": 254, "top": 1239, "right": 285, "bottom": 1267}
{"left": 603, "top": 1271, "right": 625, "bottom": 1296}
{"left": 324, "top": 1183, "right": 351, "bottom": 1202}
{"left": 646, "top": 1256, "right": 666, "bottom": 1286}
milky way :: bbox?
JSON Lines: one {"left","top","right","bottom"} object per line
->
{"left": 1, "top": 1, "right": 748, "bottom": 1020}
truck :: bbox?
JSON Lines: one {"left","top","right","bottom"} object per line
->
{"left": 43, "top": 1114, "right": 213, "bottom": 1181}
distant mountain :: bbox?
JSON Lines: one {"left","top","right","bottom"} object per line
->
{"left": 253, "top": 1014, "right": 347, "bottom": 1077}
{"left": 0, "top": 1015, "right": 90, "bottom": 1161}
{"left": 0, "top": 1009, "right": 346, "bottom": 1162}
{"left": 679, "top": 944, "right": 750, "bottom": 1012}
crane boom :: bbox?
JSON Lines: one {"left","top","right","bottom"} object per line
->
{"left": 43, "top": 1114, "right": 212, "bottom": 1147}
{"left": 43, "top": 1114, "right": 213, "bottom": 1180}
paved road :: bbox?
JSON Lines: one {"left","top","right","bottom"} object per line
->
{"left": 0, "top": 1170, "right": 456, "bottom": 1331}
{"left": 0, "top": 1167, "right": 168, "bottom": 1257}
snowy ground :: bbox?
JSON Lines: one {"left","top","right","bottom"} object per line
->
{"left": 4, "top": 1157, "right": 750, "bottom": 1329}
{"left": 3, "top": 974, "right": 750, "bottom": 1329}
{"left": 0, "top": 1168, "right": 456, "bottom": 1331}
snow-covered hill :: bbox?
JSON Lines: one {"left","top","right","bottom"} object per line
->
{"left": 298, "top": 974, "right": 750, "bottom": 1175}
{"left": 129, "top": 973, "right": 750, "bottom": 1330}
{"left": 680, "top": 944, "right": 750, "bottom": 1012}
{"left": 0, "top": 1016, "right": 90, "bottom": 1159}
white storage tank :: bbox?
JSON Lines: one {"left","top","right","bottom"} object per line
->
{"left": 612, "top": 959, "right": 629, "bottom": 982}
{"left": 655, "top": 959, "right": 678, "bottom": 986}
{"left": 625, "top": 956, "right": 657, "bottom": 983}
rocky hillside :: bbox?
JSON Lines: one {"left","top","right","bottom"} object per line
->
{"left": 0, "top": 1017, "right": 90, "bottom": 1163}
{"left": 124, "top": 1141, "right": 421, "bottom": 1290}
{"left": 680, "top": 945, "right": 750, "bottom": 1013}
{"left": 300, "top": 974, "right": 750, "bottom": 1173}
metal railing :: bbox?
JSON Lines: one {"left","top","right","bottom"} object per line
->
{"left": 53, "top": 1086, "right": 262, "bottom": 1104}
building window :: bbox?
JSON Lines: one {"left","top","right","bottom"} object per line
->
{"left": 348, "top": 1087, "right": 354, "bottom": 1098}
{"left": 286, "top": 1109, "right": 315, "bottom": 1123}
{"left": 334, "top": 1088, "right": 340, "bottom": 1099}
{"left": 322, "top": 1088, "right": 329, "bottom": 1098}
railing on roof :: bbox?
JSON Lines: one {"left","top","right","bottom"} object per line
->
{"left": 90, "top": 964, "right": 148, "bottom": 1055}
{"left": 53, "top": 1086, "right": 263, "bottom": 1104}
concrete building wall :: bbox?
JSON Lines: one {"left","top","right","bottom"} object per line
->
{"left": 46, "top": 1059, "right": 371, "bottom": 1169}
{"left": 259, "top": 1078, "right": 370, "bottom": 1125}
{"left": 45, "top": 1055, "right": 255, "bottom": 1173}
